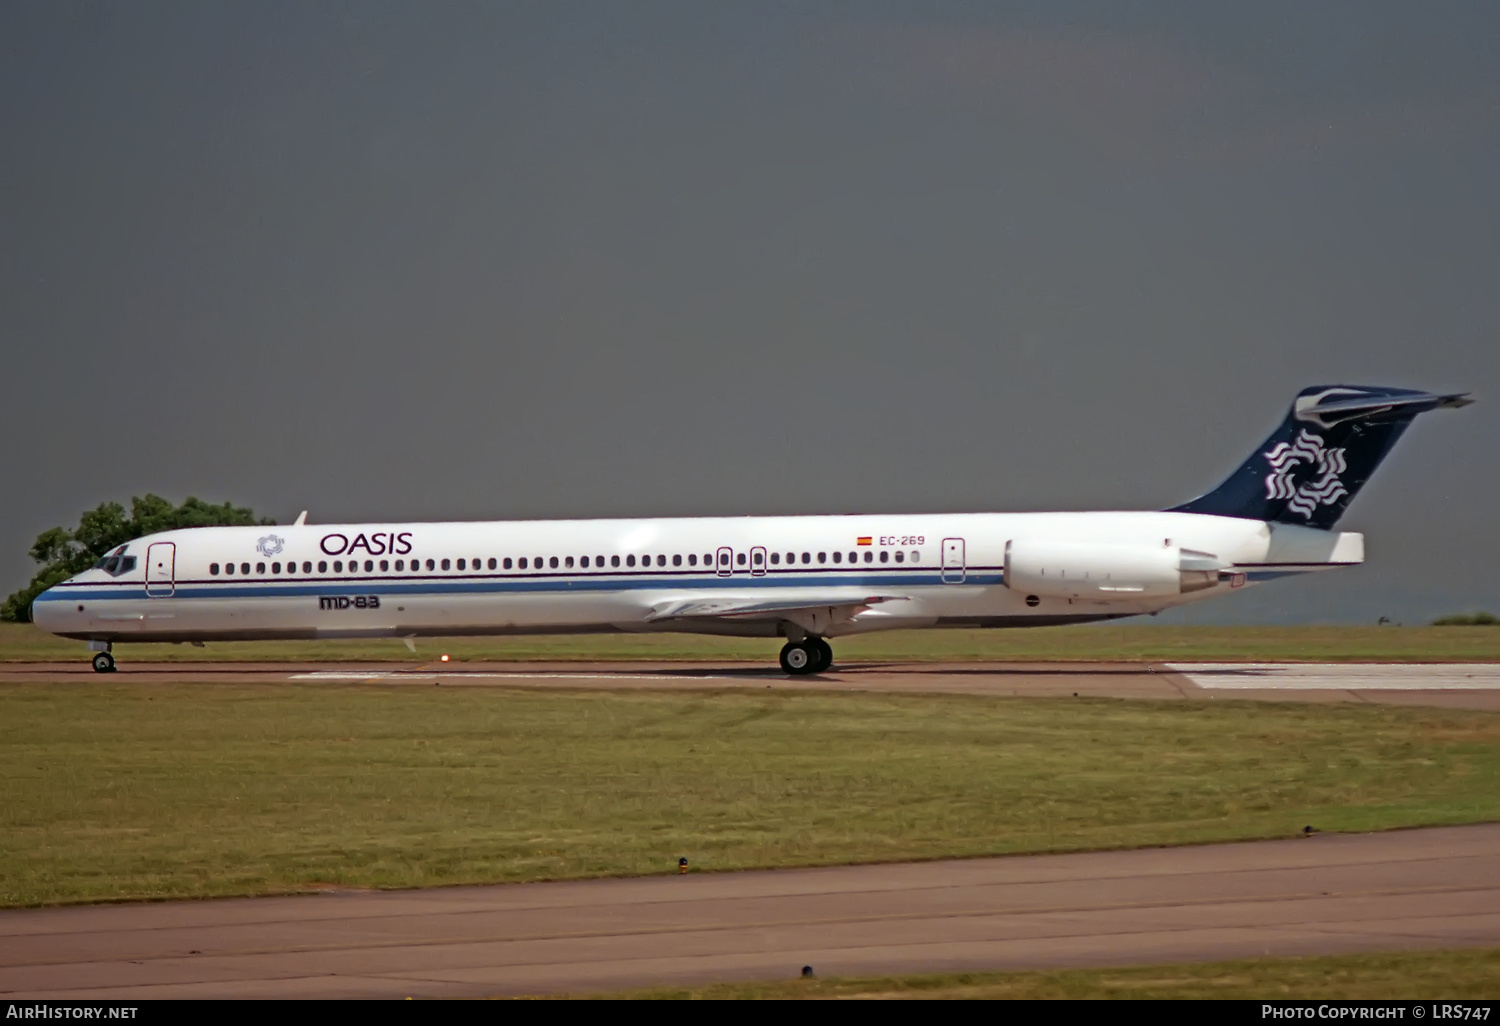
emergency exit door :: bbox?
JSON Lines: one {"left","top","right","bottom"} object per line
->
{"left": 941, "top": 537, "right": 966, "bottom": 584}
{"left": 145, "top": 542, "right": 175, "bottom": 597}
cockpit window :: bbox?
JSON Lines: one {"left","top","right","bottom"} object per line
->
{"left": 93, "top": 555, "right": 137, "bottom": 577}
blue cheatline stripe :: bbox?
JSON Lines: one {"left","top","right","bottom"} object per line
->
{"left": 38, "top": 569, "right": 1006, "bottom": 603}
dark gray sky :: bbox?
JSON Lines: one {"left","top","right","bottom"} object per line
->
{"left": 3, "top": 1, "right": 1497, "bottom": 624}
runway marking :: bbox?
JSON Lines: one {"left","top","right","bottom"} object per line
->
{"left": 288, "top": 670, "right": 758, "bottom": 682}
{"left": 1168, "top": 663, "right": 1500, "bottom": 690}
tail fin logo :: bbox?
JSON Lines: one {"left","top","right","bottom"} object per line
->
{"left": 1263, "top": 430, "right": 1349, "bottom": 519}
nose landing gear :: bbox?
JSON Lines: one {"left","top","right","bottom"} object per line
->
{"left": 779, "top": 637, "right": 833, "bottom": 676}
{"left": 91, "top": 651, "right": 116, "bottom": 673}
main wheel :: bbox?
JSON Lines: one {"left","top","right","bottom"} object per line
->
{"left": 779, "top": 641, "right": 816, "bottom": 676}
{"left": 810, "top": 638, "right": 833, "bottom": 674}
{"left": 91, "top": 651, "right": 116, "bottom": 674}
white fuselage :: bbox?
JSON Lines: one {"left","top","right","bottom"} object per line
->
{"left": 33, "top": 511, "right": 1363, "bottom": 645}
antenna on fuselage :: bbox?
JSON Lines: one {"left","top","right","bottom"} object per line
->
{"left": 293, "top": 511, "right": 308, "bottom": 526}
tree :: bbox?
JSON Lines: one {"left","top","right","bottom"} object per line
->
{"left": 2, "top": 496, "right": 273, "bottom": 623}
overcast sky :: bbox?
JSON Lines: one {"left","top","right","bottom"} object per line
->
{"left": 2, "top": 1, "right": 1496, "bottom": 624}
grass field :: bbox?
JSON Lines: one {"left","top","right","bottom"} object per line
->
{"left": 588, "top": 949, "right": 1500, "bottom": 999}
{"left": 3, "top": 681, "right": 1498, "bottom": 907}
{"left": 4, "top": 622, "right": 1500, "bottom": 663}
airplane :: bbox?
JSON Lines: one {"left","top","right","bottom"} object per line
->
{"left": 32, "top": 385, "right": 1470, "bottom": 675}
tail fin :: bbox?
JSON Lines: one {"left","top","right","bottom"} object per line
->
{"left": 1170, "top": 385, "right": 1471, "bottom": 528}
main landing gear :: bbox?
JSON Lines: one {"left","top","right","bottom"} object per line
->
{"left": 779, "top": 638, "right": 832, "bottom": 676}
{"left": 91, "top": 651, "right": 116, "bottom": 673}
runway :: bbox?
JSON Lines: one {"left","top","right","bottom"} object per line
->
{"left": 3, "top": 660, "right": 1499, "bottom": 709}
{"left": 1, "top": 824, "right": 1496, "bottom": 998}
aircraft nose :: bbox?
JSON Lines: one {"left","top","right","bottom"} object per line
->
{"left": 29, "top": 584, "right": 73, "bottom": 634}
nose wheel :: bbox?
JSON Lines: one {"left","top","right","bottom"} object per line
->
{"left": 91, "top": 651, "right": 116, "bottom": 673}
{"left": 779, "top": 638, "right": 833, "bottom": 676}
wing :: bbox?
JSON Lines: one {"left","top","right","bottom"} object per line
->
{"left": 646, "top": 591, "right": 909, "bottom": 636}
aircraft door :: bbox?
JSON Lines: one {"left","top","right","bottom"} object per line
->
{"left": 941, "top": 537, "right": 966, "bottom": 584}
{"left": 716, "top": 546, "right": 734, "bottom": 577}
{"left": 145, "top": 542, "right": 176, "bottom": 597}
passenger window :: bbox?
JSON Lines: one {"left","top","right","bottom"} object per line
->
{"left": 831, "top": 552, "right": 841, "bottom": 564}
{"left": 596, "top": 555, "right": 604, "bottom": 566}
{"left": 910, "top": 550, "right": 920, "bottom": 562}
{"left": 425, "top": 558, "right": 435, "bottom": 571}
{"left": 503, "top": 558, "right": 513, "bottom": 569}
{"left": 611, "top": 555, "right": 620, "bottom": 567}
{"left": 518, "top": 557, "right": 527, "bottom": 569}
{"left": 736, "top": 552, "right": 746, "bottom": 566}
{"left": 672, "top": 554, "right": 681, "bottom": 566}
{"left": 242, "top": 563, "right": 251, "bottom": 575}
{"left": 210, "top": 563, "right": 220, "bottom": 575}
{"left": 688, "top": 553, "right": 697, "bottom": 566}
{"left": 394, "top": 560, "right": 403, "bottom": 571}
{"left": 801, "top": 553, "right": 811, "bottom": 564}
{"left": 380, "top": 560, "right": 389, "bottom": 571}
{"left": 441, "top": 558, "right": 450, "bottom": 571}
{"left": 894, "top": 550, "right": 904, "bottom": 563}
{"left": 657, "top": 555, "right": 666, "bottom": 567}
{"left": 361, "top": 559, "right": 370, "bottom": 572}
{"left": 704, "top": 554, "right": 712, "bottom": 565}
{"left": 488, "top": 558, "right": 497, "bottom": 570}
{"left": 579, "top": 556, "right": 589, "bottom": 568}
{"left": 880, "top": 551, "right": 889, "bottom": 563}
{"left": 225, "top": 562, "right": 235, "bottom": 575}
{"left": 848, "top": 552, "right": 856, "bottom": 563}
{"left": 256, "top": 562, "right": 266, "bottom": 574}
{"left": 318, "top": 561, "right": 328, "bottom": 573}
{"left": 864, "top": 551, "right": 873, "bottom": 563}
{"left": 753, "top": 551, "right": 763, "bottom": 565}
{"left": 550, "top": 556, "right": 559, "bottom": 569}
{"left": 456, "top": 558, "right": 466, "bottom": 571}
{"left": 271, "top": 562, "right": 280, "bottom": 574}
{"left": 627, "top": 555, "right": 636, "bottom": 567}
{"left": 565, "top": 556, "right": 574, "bottom": 568}
{"left": 770, "top": 552, "right": 779, "bottom": 565}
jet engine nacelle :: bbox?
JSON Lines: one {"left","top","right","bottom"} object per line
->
{"left": 1004, "top": 540, "right": 1226, "bottom": 600}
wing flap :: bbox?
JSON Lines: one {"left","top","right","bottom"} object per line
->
{"left": 646, "top": 593, "right": 907, "bottom": 623}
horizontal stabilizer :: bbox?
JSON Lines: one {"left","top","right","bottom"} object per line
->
{"left": 1291, "top": 390, "right": 1471, "bottom": 427}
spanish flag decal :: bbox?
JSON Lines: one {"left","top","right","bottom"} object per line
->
{"left": 856, "top": 537, "right": 872, "bottom": 546}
